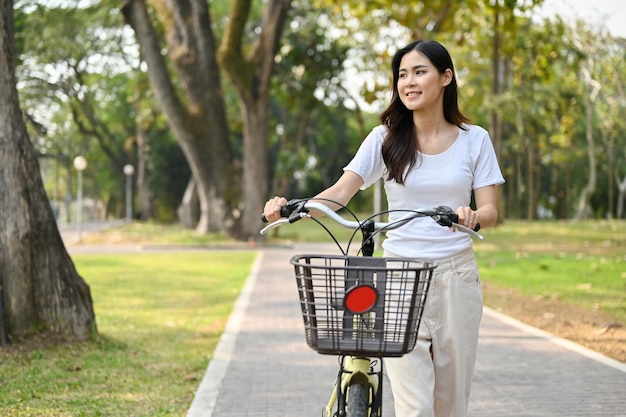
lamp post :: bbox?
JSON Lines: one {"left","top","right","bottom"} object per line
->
{"left": 123, "top": 164, "right": 134, "bottom": 222}
{"left": 73, "top": 156, "right": 87, "bottom": 243}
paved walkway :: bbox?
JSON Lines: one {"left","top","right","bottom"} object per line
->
{"left": 185, "top": 245, "right": 626, "bottom": 417}
{"left": 59, "top": 220, "right": 127, "bottom": 245}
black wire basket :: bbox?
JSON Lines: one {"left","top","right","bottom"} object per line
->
{"left": 290, "top": 254, "right": 435, "bottom": 357}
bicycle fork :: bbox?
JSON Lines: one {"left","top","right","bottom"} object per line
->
{"left": 325, "top": 355, "right": 383, "bottom": 417}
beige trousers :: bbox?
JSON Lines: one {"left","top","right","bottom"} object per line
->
{"left": 384, "top": 249, "right": 482, "bottom": 417}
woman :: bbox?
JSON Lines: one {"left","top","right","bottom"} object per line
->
{"left": 264, "top": 40, "right": 505, "bottom": 417}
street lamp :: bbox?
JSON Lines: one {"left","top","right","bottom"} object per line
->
{"left": 123, "top": 164, "right": 134, "bottom": 222}
{"left": 73, "top": 156, "right": 87, "bottom": 243}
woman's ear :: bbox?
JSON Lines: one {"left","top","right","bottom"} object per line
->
{"left": 442, "top": 68, "right": 453, "bottom": 86}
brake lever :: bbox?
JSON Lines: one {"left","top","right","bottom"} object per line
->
{"left": 451, "top": 222, "right": 483, "bottom": 240}
{"left": 260, "top": 210, "right": 310, "bottom": 235}
{"left": 260, "top": 218, "right": 289, "bottom": 235}
{"left": 432, "top": 206, "right": 482, "bottom": 239}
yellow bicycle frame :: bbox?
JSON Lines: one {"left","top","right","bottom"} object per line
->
{"left": 325, "top": 356, "right": 379, "bottom": 417}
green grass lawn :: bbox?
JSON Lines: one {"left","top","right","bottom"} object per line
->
{"left": 477, "top": 251, "right": 626, "bottom": 320}
{"left": 0, "top": 250, "right": 255, "bottom": 417}
{"left": 78, "top": 221, "right": 235, "bottom": 246}
{"left": 476, "top": 220, "right": 626, "bottom": 324}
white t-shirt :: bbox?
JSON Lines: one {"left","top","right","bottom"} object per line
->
{"left": 344, "top": 124, "right": 505, "bottom": 260}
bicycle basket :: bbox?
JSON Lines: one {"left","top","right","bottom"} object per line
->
{"left": 290, "top": 254, "right": 435, "bottom": 357}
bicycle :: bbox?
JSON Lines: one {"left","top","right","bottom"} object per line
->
{"left": 261, "top": 198, "right": 483, "bottom": 417}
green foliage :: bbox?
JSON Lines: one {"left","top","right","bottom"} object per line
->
{"left": 148, "top": 134, "right": 191, "bottom": 222}
{"left": 16, "top": 1, "right": 191, "bottom": 220}
{"left": 13, "top": 0, "right": 626, "bottom": 221}
{"left": 268, "top": 2, "right": 363, "bottom": 198}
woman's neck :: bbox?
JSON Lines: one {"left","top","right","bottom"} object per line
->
{"left": 413, "top": 112, "right": 458, "bottom": 155}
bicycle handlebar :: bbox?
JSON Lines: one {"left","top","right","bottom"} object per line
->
{"left": 260, "top": 199, "right": 483, "bottom": 240}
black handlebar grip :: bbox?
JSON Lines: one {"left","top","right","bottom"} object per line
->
{"left": 261, "top": 205, "right": 293, "bottom": 223}
{"left": 433, "top": 208, "right": 481, "bottom": 233}
{"left": 446, "top": 210, "right": 481, "bottom": 232}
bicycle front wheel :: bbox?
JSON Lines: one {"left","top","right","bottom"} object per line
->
{"left": 346, "top": 382, "right": 369, "bottom": 417}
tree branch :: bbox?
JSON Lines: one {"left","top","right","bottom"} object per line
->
{"left": 218, "top": 0, "right": 253, "bottom": 94}
{"left": 218, "top": 0, "right": 291, "bottom": 102}
{"left": 120, "top": 0, "right": 188, "bottom": 127}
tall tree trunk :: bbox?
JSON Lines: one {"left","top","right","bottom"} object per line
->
{"left": 0, "top": 0, "right": 95, "bottom": 341}
{"left": 135, "top": 124, "right": 153, "bottom": 220}
{"left": 601, "top": 130, "right": 614, "bottom": 219}
{"left": 177, "top": 178, "right": 199, "bottom": 229}
{"left": 514, "top": 107, "right": 527, "bottom": 219}
{"left": 575, "top": 72, "right": 599, "bottom": 220}
{"left": 525, "top": 137, "right": 536, "bottom": 220}
{"left": 530, "top": 144, "right": 541, "bottom": 219}
{"left": 490, "top": 4, "right": 506, "bottom": 222}
{"left": 512, "top": 147, "right": 522, "bottom": 219}
{"left": 121, "top": 0, "right": 237, "bottom": 235}
{"left": 617, "top": 174, "right": 626, "bottom": 219}
{"left": 218, "top": 0, "right": 291, "bottom": 240}
{"left": 240, "top": 99, "right": 270, "bottom": 240}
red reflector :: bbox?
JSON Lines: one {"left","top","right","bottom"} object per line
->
{"left": 344, "top": 285, "right": 378, "bottom": 314}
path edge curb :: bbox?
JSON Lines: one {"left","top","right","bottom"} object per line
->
{"left": 483, "top": 306, "right": 626, "bottom": 373}
{"left": 186, "top": 252, "right": 264, "bottom": 417}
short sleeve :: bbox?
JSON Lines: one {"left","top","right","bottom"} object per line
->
{"left": 343, "top": 125, "right": 387, "bottom": 190}
{"left": 472, "top": 129, "right": 505, "bottom": 189}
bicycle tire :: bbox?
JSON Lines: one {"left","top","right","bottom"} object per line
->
{"left": 346, "top": 382, "right": 369, "bottom": 417}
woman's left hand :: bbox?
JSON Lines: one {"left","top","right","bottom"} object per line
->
{"left": 456, "top": 206, "right": 479, "bottom": 229}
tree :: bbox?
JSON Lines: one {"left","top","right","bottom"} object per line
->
{"left": 16, "top": 2, "right": 160, "bottom": 221}
{"left": 567, "top": 22, "right": 625, "bottom": 220}
{"left": 0, "top": 0, "right": 95, "bottom": 341}
{"left": 265, "top": 2, "right": 352, "bottom": 194}
{"left": 491, "top": 15, "right": 582, "bottom": 220}
{"left": 217, "top": 0, "right": 291, "bottom": 239}
{"left": 121, "top": 0, "right": 293, "bottom": 239}
{"left": 121, "top": 0, "right": 237, "bottom": 235}
{"left": 591, "top": 33, "right": 626, "bottom": 219}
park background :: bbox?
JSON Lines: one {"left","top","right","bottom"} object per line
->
{"left": 0, "top": 0, "right": 625, "bottom": 415}
{"left": 16, "top": 0, "right": 625, "bottom": 232}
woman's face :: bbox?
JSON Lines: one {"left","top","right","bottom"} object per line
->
{"left": 397, "top": 50, "right": 450, "bottom": 112}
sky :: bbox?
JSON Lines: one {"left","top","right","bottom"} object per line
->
{"left": 537, "top": 0, "right": 626, "bottom": 38}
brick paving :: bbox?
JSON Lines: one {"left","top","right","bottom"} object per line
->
{"left": 180, "top": 244, "right": 626, "bottom": 417}
{"left": 470, "top": 310, "right": 626, "bottom": 416}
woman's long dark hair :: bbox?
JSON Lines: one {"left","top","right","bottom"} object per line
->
{"left": 380, "top": 40, "right": 470, "bottom": 184}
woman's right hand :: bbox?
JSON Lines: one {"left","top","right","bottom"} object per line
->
{"left": 263, "top": 196, "right": 288, "bottom": 222}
